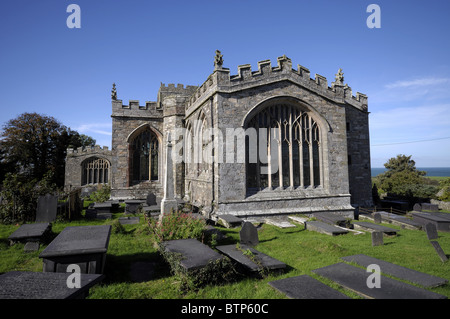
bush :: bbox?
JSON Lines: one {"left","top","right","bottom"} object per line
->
{"left": 89, "top": 184, "right": 111, "bottom": 203}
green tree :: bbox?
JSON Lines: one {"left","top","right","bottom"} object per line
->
{"left": 0, "top": 112, "right": 95, "bottom": 187}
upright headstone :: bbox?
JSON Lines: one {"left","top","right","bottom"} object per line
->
{"left": 36, "top": 194, "right": 58, "bottom": 223}
{"left": 373, "top": 212, "right": 382, "bottom": 223}
{"left": 425, "top": 223, "right": 439, "bottom": 240}
{"left": 430, "top": 241, "right": 448, "bottom": 262}
{"left": 239, "top": 222, "right": 259, "bottom": 247}
{"left": 160, "top": 133, "right": 178, "bottom": 219}
{"left": 146, "top": 193, "right": 157, "bottom": 206}
{"left": 413, "top": 203, "right": 422, "bottom": 212}
{"left": 371, "top": 231, "right": 383, "bottom": 246}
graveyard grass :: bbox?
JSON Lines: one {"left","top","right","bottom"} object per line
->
{"left": 1, "top": 203, "right": 450, "bottom": 299}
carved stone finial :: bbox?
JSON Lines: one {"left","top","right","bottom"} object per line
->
{"left": 111, "top": 83, "right": 117, "bottom": 100}
{"left": 335, "top": 68, "right": 344, "bottom": 85}
{"left": 214, "top": 50, "right": 223, "bottom": 69}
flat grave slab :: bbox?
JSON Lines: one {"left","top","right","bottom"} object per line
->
{"left": 376, "top": 211, "right": 422, "bottom": 230}
{"left": 313, "top": 212, "right": 351, "bottom": 227}
{"left": 218, "top": 214, "right": 243, "bottom": 228}
{"left": 93, "top": 202, "right": 112, "bottom": 214}
{"left": 411, "top": 212, "right": 450, "bottom": 232}
{"left": 313, "top": 262, "right": 446, "bottom": 299}
{"left": 268, "top": 275, "right": 350, "bottom": 299}
{"left": 118, "top": 216, "right": 140, "bottom": 225}
{"left": 288, "top": 216, "right": 308, "bottom": 225}
{"left": 161, "top": 238, "right": 224, "bottom": 271}
{"left": 264, "top": 218, "right": 296, "bottom": 228}
{"left": 8, "top": 223, "right": 51, "bottom": 244}
{"left": 0, "top": 271, "right": 104, "bottom": 299}
{"left": 352, "top": 222, "right": 398, "bottom": 235}
{"left": 216, "top": 244, "right": 286, "bottom": 273}
{"left": 39, "top": 225, "right": 111, "bottom": 274}
{"left": 305, "top": 221, "right": 348, "bottom": 236}
{"left": 341, "top": 254, "right": 448, "bottom": 288}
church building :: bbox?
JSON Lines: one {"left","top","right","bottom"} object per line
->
{"left": 65, "top": 52, "right": 373, "bottom": 219}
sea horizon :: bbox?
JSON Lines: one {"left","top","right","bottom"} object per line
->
{"left": 371, "top": 167, "right": 450, "bottom": 177}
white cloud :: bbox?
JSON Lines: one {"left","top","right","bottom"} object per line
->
{"left": 385, "top": 77, "right": 450, "bottom": 89}
{"left": 76, "top": 123, "right": 112, "bottom": 136}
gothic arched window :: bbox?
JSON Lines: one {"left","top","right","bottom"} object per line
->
{"left": 130, "top": 128, "right": 159, "bottom": 185}
{"left": 246, "top": 104, "right": 322, "bottom": 191}
{"left": 82, "top": 157, "right": 110, "bottom": 186}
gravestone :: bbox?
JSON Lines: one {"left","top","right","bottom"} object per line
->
{"left": 371, "top": 231, "right": 383, "bottom": 246}
{"left": 24, "top": 241, "right": 40, "bottom": 252}
{"left": 352, "top": 221, "right": 398, "bottom": 235}
{"left": 425, "top": 223, "right": 439, "bottom": 240}
{"left": 342, "top": 254, "right": 448, "bottom": 288}
{"left": 373, "top": 212, "right": 382, "bottom": 223}
{"left": 36, "top": 194, "right": 58, "bottom": 223}
{"left": 146, "top": 193, "right": 157, "bottom": 206}
{"left": 39, "top": 225, "right": 111, "bottom": 274}
{"left": 0, "top": 271, "right": 104, "bottom": 299}
{"left": 268, "top": 275, "right": 350, "bottom": 299}
{"left": 305, "top": 221, "right": 348, "bottom": 236}
{"left": 218, "top": 214, "right": 243, "bottom": 228}
{"left": 312, "top": 262, "right": 446, "bottom": 299}
{"left": 413, "top": 203, "right": 422, "bottom": 212}
{"left": 421, "top": 203, "right": 439, "bottom": 212}
{"left": 8, "top": 223, "right": 51, "bottom": 244}
{"left": 240, "top": 222, "right": 259, "bottom": 247}
{"left": 430, "top": 241, "right": 448, "bottom": 262}
{"left": 118, "top": 216, "right": 140, "bottom": 225}
{"left": 125, "top": 200, "right": 144, "bottom": 214}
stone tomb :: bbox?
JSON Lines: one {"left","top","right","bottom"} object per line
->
{"left": 352, "top": 221, "right": 398, "bottom": 235}
{"left": 412, "top": 212, "right": 450, "bottom": 233}
{"left": 216, "top": 244, "right": 286, "bottom": 273}
{"left": 8, "top": 223, "right": 51, "bottom": 245}
{"left": 118, "top": 216, "right": 140, "bottom": 225}
{"left": 305, "top": 221, "right": 348, "bottom": 236}
{"left": 161, "top": 238, "right": 224, "bottom": 271}
{"left": 313, "top": 262, "right": 446, "bottom": 299}
{"left": 430, "top": 241, "right": 448, "bottom": 262}
{"left": 268, "top": 275, "right": 350, "bottom": 299}
{"left": 239, "top": 222, "right": 259, "bottom": 246}
{"left": 36, "top": 194, "right": 58, "bottom": 223}
{"left": 125, "top": 200, "right": 145, "bottom": 214}
{"left": 0, "top": 271, "right": 104, "bottom": 299}
{"left": 39, "top": 225, "right": 111, "bottom": 274}
{"left": 313, "top": 212, "right": 351, "bottom": 228}
{"left": 92, "top": 202, "right": 113, "bottom": 219}
{"left": 341, "top": 254, "right": 448, "bottom": 288}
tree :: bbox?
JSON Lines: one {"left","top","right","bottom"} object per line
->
{"left": 0, "top": 112, "right": 95, "bottom": 187}
{"left": 377, "top": 154, "right": 438, "bottom": 201}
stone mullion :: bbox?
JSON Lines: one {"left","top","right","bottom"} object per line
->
{"left": 308, "top": 115, "right": 314, "bottom": 187}
{"left": 288, "top": 106, "right": 294, "bottom": 188}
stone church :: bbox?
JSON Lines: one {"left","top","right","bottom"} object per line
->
{"left": 65, "top": 51, "right": 373, "bottom": 218}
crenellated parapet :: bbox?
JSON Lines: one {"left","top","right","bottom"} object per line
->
{"left": 186, "top": 55, "right": 368, "bottom": 112}
{"left": 66, "top": 145, "right": 112, "bottom": 157}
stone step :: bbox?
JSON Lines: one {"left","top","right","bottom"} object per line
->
{"left": 312, "top": 263, "right": 447, "bottom": 299}
{"left": 341, "top": 254, "right": 448, "bottom": 288}
{"left": 216, "top": 244, "right": 286, "bottom": 273}
{"left": 352, "top": 221, "right": 398, "bottom": 235}
{"left": 268, "top": 275, "right": 350, "bottom": 299}
{"left": 305, "top": 221, "right": 348, "bottom": 236}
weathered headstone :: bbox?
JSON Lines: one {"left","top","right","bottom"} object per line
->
{"left": 371, "top": 231, "right": 383, "bottom": 246}
{"left": 373, "top": 212, "right": 382, "bottom": 223}
{"left": 0, "top": 271, "right": 104, "bottom": 299}
{"left": 425, "top": 223, "right": 439, "bottom": 240}
{"left": 430, "top": 241, "right": 448, "bottom": 262}
{"left": 24, "top": 241, "right": 40, "bottom": 252}
{"left": 146, "top": 193, "right": 157, "bottom": 206}
{"left": 239, "top": 222, "right": 259, "bottom": 247}
{"left": 268, "top": 275, "right": 350, "bottom": 299}
{"left": 36, "top": 194, "right": 58, "bottom": 223}
{"left": 413, "top": 203, "right": 422, "bottom": 212}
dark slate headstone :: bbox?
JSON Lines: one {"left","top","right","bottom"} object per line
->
{"left": 39, "top": 225, "right": 112, "bottom": 274}
{"left": 373, "top": 212, "right": 382, "bottom": 224}
{"left": 0, "top": 271, "right": 104, "bottom": 299}
{"left": 146, "top": 193, "right": 157, "bottom": 206}
{"left": 371, "top": 231, "right": 383, "bottom": 246}
{"left": 430, "top": 241, "right": 448, "bottom": 262}
{"left": 312, "top": 263, "right": 446, "bottom": 299}
{"left": 425, "top": 223, "right": 439, "bottom": 240}
{"left": 118, "top": 216, "right": 140, "bottom": 225}
{"left": 268, "top": 275, "right": 350, "bottom": 299}
{"left": 240, "top": 222, "right": 259, "bottom": 247}
{"left": 8, "top": 223, "right": 51, "bottom": 244}
{"left": 413, "top": 203, "right": 422, "bottom": 212}
{"left": 36, "top": 194, "right": 58, "bottom": 223}
{"left": 161, "top": 238, "right": 224, "bottom": 271}
{"left": 216, "top": 244, "right": 286, "bottom": 273}
{"left": 24, "top": 241, "right": 40, "bottom": 252}
{"left": 342, "top": 254, "right": 448, "bottom": 288}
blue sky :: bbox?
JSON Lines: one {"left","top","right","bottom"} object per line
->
{"left": 1, "top": 0, "right": 449, "bottom": 167}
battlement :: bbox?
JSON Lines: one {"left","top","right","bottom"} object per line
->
{"left": 159, "top": 83, "right": 198, "bottom": 95}
{"left": 66, "top": 145, "right": 112, "bottom": 157}
{"left": 186, "top": 55, "right": 368, "bottom": 112}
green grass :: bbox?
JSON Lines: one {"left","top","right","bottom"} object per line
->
{"left": 1, "top": 207, "right": 450, "bottom": 299}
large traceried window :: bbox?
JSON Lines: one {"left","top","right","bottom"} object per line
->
{"left": 130, "top": 128, "right": 159, "bottom": 185}
{"left": 246, "top": 104, "right": 322, "bottom": 191}
{"left": 82, "top": 157, "right": 110, "bottom": 186}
